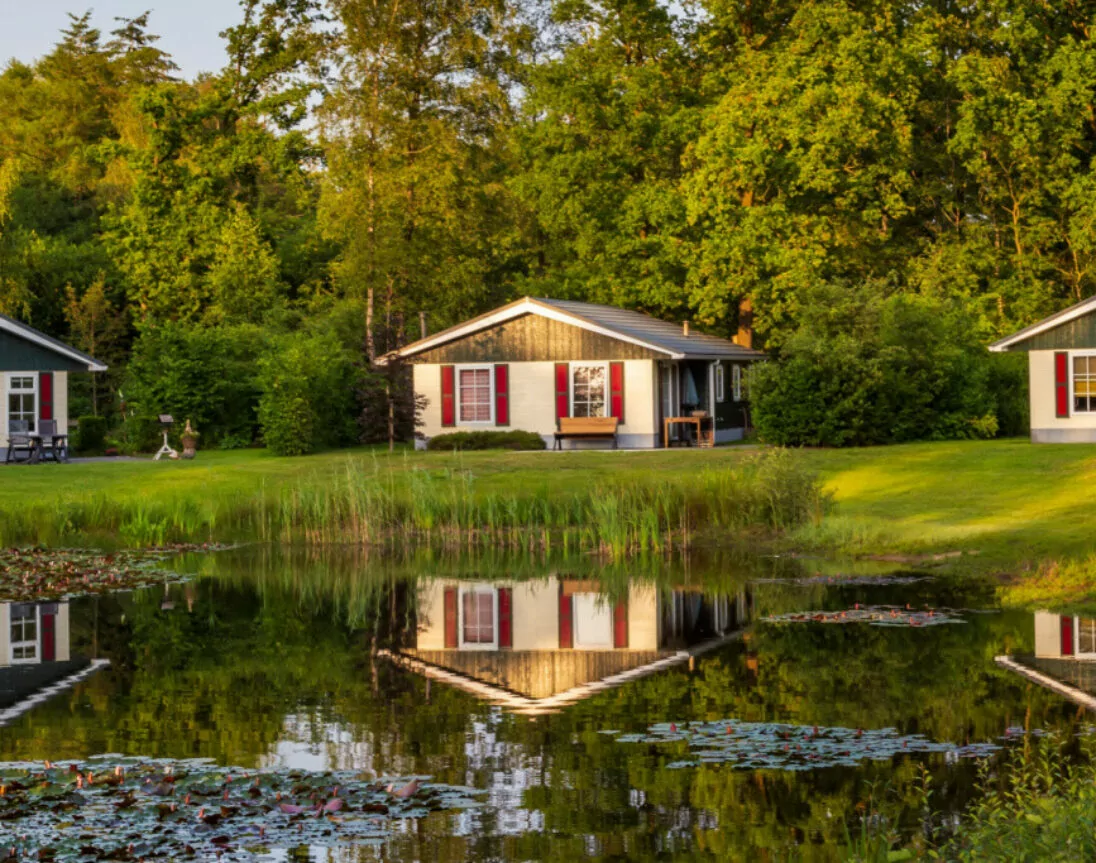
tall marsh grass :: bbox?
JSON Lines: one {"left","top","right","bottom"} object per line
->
{"left": 0, "top": 449, "right": 830, "bottom": 554}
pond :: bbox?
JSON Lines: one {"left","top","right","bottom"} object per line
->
{"left": 0, "top": 546, "right": 1087, "bottom": 860}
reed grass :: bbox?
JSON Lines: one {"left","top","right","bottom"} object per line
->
{"left": 0, "top": 449, "right": 829, "bottom": 554}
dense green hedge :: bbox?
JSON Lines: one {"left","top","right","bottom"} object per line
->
{"left": 751, "top": 287, "right": 1025, "bottom": 447}
{"left": 426, "top": 430, "right": 547, "bottom": 451}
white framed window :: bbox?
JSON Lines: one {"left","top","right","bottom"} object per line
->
{"left": 571, "top": 363, "right": 608, "bottom": 418}
{"left": 457, "top": 366, "right": 494, "bottom": 424}
{"left": 732, "top": 365, "right": 743, "bottom": 402}
{"left": 715, "top": 364, "right": 726, "bottom": 403}
{"left": 459, "top": 586, "right": 498, "bottom": 649}
{"left": 7, "top": 374, "right": 37, "bottom": 433}
{"left": 10, "top": 604, "right": 39, "bottom": 664}
{"left": 1073, "top": 353, "right": 1096, "bottom": 414}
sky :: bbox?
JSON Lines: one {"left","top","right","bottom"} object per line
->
{"left": 0, "top": 1, "right": 245, "bottom": 78}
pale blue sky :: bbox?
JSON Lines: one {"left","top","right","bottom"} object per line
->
{"left": 0, "top": 1, "right": 245, "bottom": 78}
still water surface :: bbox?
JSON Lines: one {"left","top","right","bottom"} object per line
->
{"left": 0, "top": 547, "right": 1084, "bottom": 860}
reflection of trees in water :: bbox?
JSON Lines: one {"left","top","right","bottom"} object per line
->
{"left": 0, "top": 548, "right": 1085, "bottom": 860}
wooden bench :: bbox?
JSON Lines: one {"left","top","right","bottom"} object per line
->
{"left": 554, "top": 417, "right": 619, "bottom": 450}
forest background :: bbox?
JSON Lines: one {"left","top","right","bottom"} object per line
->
{"left": 1, "top": 0, "right": 1090, "bottom": 453}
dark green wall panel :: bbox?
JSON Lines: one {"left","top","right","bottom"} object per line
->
{"left": 1011, "top": 314, "right": 1096, "bottom": 351}
{"left": 0, "top": 331, "right": 88, "bottom": 372}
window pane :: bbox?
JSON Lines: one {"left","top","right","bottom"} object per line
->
{"left": 462, "top": 591, "right": 495, "bottom": 644}
{"left": 458, "top": 369, "right": 492, "bottom": 423}
{"left": 1081, "top": 619, "right": 1096, "bottom": 654}
{"left": 572, "top": 366, "right": 607, "bottom": 418}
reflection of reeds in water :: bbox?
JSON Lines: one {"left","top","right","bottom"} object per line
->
{"left": 0, "top": 450, "right": 828, "bottom": 554}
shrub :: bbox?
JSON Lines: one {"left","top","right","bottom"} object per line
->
{"left": 426, "top": 430, "right": 547, "bottom": 451}
{"left": 260, "top": 395, "right": 314, "bottom": 456}
{"left": 72, "top": 416, "right": 108, "bottom": 454}
{"left": 119, "top": 415, "right": 167, "bottom": 454}
{"left": 125, "top": 321, "right": 263, "bottom": 445}
{"left": 257, "top": 328, "right": 359, "bottom": 456}
{"left": 753, "top": 286, "right": 1000, "bottom": 447}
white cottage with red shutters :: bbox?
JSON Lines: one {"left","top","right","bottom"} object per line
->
{"left": 989, "top": 295, "right": 1096, "bottom": 442}
{"left": 383, "top": 297, "right": 765, "bottom": 449}
{"left": 380, "top": 578, "right": 749, "bottom": 716}
{"left": 0, "top": 314, "right": 107, "bottom": 459}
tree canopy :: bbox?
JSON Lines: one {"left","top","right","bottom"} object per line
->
{"left": 2, "top": 0, "right": 1094, "bottom": 445}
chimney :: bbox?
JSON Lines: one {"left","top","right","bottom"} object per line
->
{"left": 683, "top": 320, "right": 690, "bottom": 337}
{"left": 734, "top": 298, "right": 754, "bottom": 349}
{"left": 419, "top": 311, "right": 428, "bottom": 340}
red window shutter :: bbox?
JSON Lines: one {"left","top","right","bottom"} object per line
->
{"left": 41, "top": 610, "right": 56, "bottom": 662}
{"left": 39, "top": 372, "right": 54, "bottom": 422}
{"left": 441, "top": 366, "right": 456, "bottom": 427}
{"left": 444, "top": 588, "right": 458, "bottom": 648}
{"left": 558, "top": 589, "right": 573, "bottom": 648}
{"left": 498, "top": 587, "right": 513, "bottom": 648}
{"left": 610, "top": 362, "right": 625, "bottom": 423}
{"left": 613, "top": 600, "right": 628, "bottom": 648}
{"left": 1055, "top": 352, "right": 1070, "bottom": 418}
{"left": 555, "top": 363, "right": 570, "bottom": 422}
{"left": 1062, "top": 615, "right": 1075, "bottom": 656}
{"left": 495, "top": 365, "right": 510, "bottom": 427}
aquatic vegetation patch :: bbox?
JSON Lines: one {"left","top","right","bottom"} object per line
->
{"left": 0, "top": 545, "right": 228, "bottom": 602}
{"left": 604, "top": 721, "right": 1001, "bottom": 771}
{"left": 0, "top": 757, "right": 484, "bottom": 860}
{"left": 762, "top": 604, "right": 966, "bottom": 627}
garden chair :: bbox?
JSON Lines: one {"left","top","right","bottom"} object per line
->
{"left": 38, "top": 419, "right": 69, "bottom": 463}
{"left": 5, "top": 420, "right": 34, "bottom": 464}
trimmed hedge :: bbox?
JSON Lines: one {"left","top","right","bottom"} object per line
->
{"left": 426, "top": 430, "right": 546, "bottom": 451}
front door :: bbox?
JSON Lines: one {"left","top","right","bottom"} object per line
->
{"left": 659, "top": 363, "right": 677, "bottom": 443}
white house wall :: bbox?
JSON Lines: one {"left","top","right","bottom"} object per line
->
{"left": 1034, "top": 612, "right": 1062, "bottom": 658}
{"left": 1030, "top": 350, "right": 1096, "bottom": 442}
{"left": 415, "top": 578, "right": 661, "bottom": 652}
{"left": 414, "top": 360, "right": 659, "bottom": 449}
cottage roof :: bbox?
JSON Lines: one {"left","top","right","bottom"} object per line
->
{"left": 380, "top": 297, "right": 765, "bottom": 364}
{"left": 0, "top": 313, "right": 108, "bottom": 371}
{"left": 380, "top": 631, "right": 740, "bottom": 716}
{"left": 989, "top": 295, "right": 1096, "bottom": 352}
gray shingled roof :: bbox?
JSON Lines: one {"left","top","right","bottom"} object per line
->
{"left": 534, "top": 298, "right": 764, "bottom": 360}
{"left": 0, "top": 313, "right": 108, "bottom": 371}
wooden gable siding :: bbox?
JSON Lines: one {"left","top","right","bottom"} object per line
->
{"left": 410, "top": 313, "right": 663, "bottom": 364}
{"left": 0, "top": 331, "right": 88, "bottom": 372}
{"left": 1011, "top": 314, "right": 1096, "bottom": 351}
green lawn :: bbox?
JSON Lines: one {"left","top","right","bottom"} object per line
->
{"left": 4, "top": 439, "right": 1096, "bottom": 578}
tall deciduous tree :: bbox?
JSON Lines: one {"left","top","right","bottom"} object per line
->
{"left": 319, "top": 0, "right": 530, "bottom": 359}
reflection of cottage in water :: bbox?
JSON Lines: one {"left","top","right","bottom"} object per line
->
{"left": 381, "top": 579, "right": 750, "bottom": 715}
{"left": 996, "top": 612, "right": 1096, "bottom": 710}
{"left": 0, "top": 601, "right": 108, "bottom": 725}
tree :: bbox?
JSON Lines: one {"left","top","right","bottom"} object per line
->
{"left": 319, "top": 0, "right": 531, "bottom": 360}
{"left": 514, "top": 0, "right": 702, "bottom": 323}
{"left": 64, "top": 274, "right": 126, "bottom": 414}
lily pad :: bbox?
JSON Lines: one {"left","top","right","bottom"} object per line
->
{"left": 0, "top": 545, "right": 230, "bottom": 602}
{"left": 604, "top": 720, "right": 1003, "bottom": 771}
{"left": 0, "top": 758, "right": 484, "bottom": 860}
{"left": 762, "top": 605, "right": 966, "bottom": 628}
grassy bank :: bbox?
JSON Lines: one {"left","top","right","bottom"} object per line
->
{"left": 5, "top": 439, "right": 1096, "bottom": 578}
{"left": 793, "top": 439, "right": 1096, "bottom": 573}
{"left": 0, "top": 447, "right": 825, "bottom": 553}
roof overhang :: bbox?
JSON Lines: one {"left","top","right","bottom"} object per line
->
{"left": 377, "top": 298, "right": 684, "bottom": 365}
{"left": 989, "top": 295, "right": 1096, "bottom": 352}
{"left": 378, "top": 630, "right": 743, "bottom": 717}
{"left": 0, "top": 315, "right": 108, "bottom": 371}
